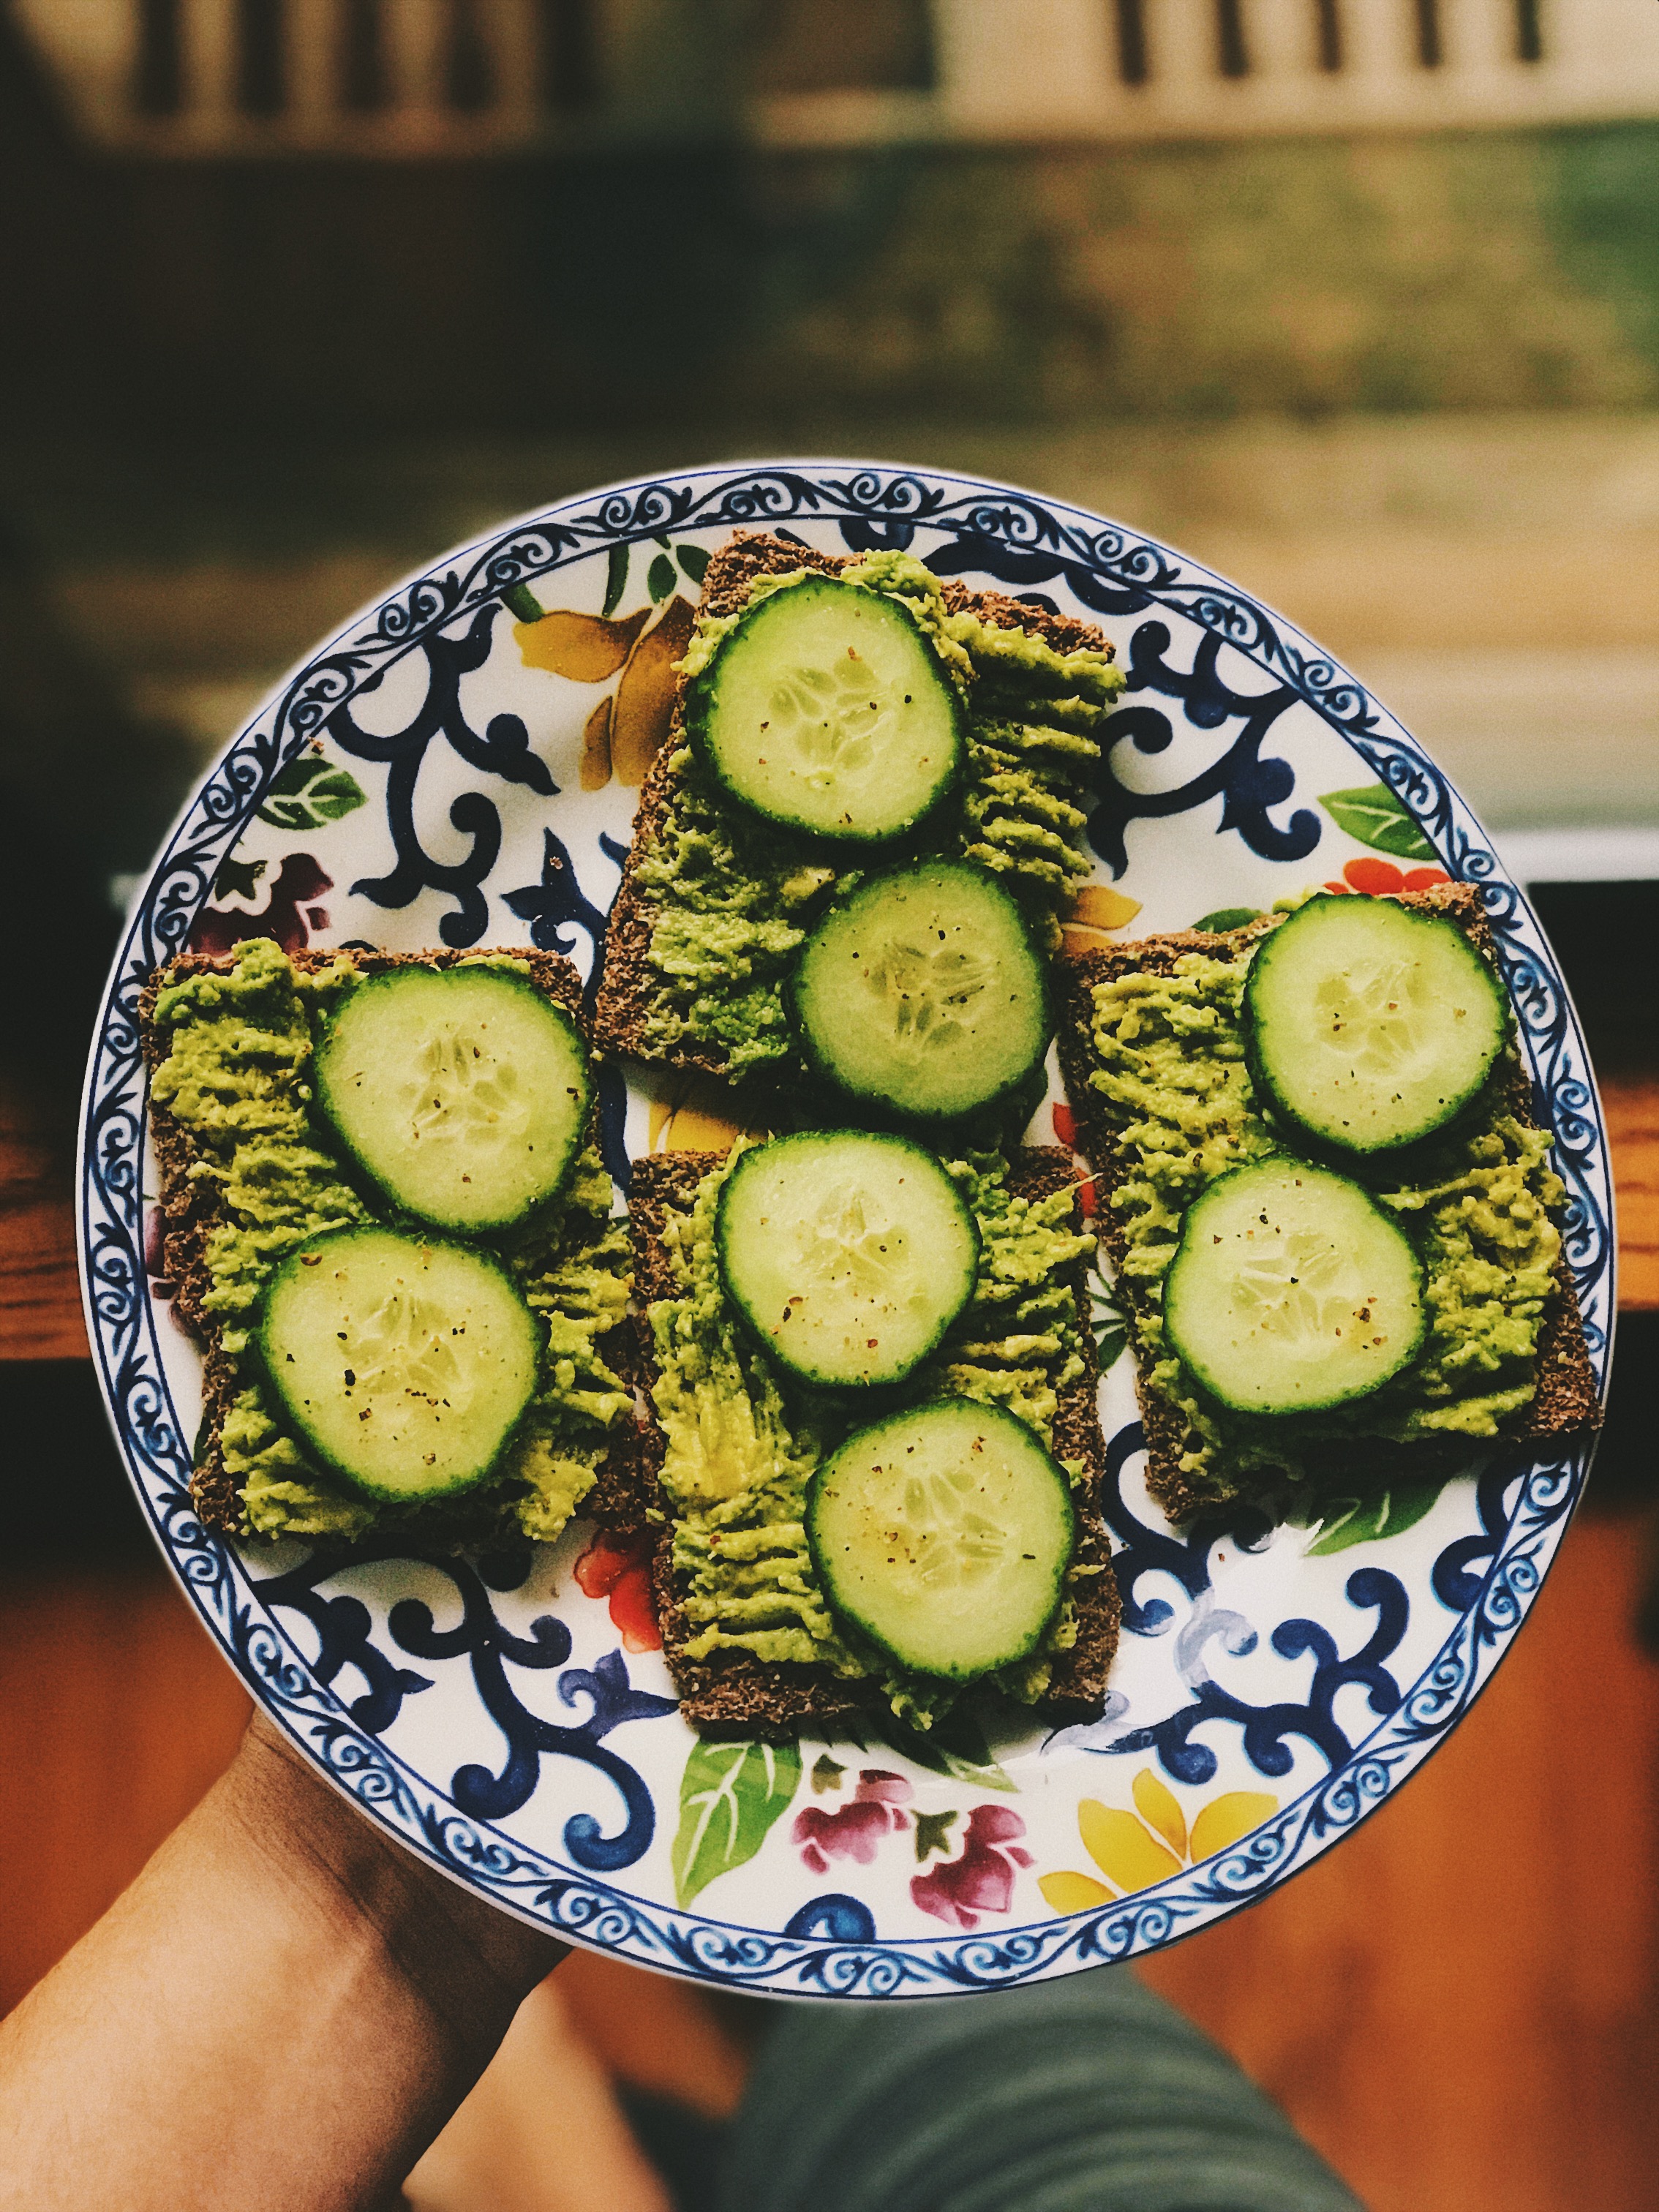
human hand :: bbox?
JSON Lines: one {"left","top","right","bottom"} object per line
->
{"left": 0, "top": 1707, "right": 564, "bottom": 2212}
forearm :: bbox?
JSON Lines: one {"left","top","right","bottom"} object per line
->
{"left": 0, "top": 1712, "right": 563, "bottom": 2212}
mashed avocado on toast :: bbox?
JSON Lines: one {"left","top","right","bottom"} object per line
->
{"left": 628, "top": 1141, "right": 1121, "bottom": 1737}
{"left": 144, "top": 936, "right": 632, "bottom": 1545}
{"left": 595, "top": 534, "right": 1125, "bottom": 1086}
{"left": 1055, "top": 887, "right": 1598, "bottom": 1524}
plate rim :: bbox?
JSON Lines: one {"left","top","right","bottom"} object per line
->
{"left": 76, "top": 455, "right": 1614, "bottom": 1996}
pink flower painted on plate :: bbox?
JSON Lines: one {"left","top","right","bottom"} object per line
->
{"left": 910, "top": 1805, "right": 1032, "bottom": 1930}
{"left": 792, "top": 1769, "right": 912, "bottom": 1876}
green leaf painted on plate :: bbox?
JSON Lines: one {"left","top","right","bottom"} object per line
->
{"left": 859, "top": 1705, "right": 1017, "bottom": 1794}
{"left": 501, "top": 580, "right": 544, "bottom": 623}
{"left": 914, "top": 1808, "right": 960, "bottom": 1862}
{"left": 647, "top": 552, "right": 677, "bottom": 603}
{"left": 256, "top": 758, "right": 369, "bottom": 832}
{"left": 672, "top": 1738, "right": 802, "bottom": 1907}
{"left": 601, "top": 544, "right": 629, "bottom": 618}
{"left": 213, "top": 855, "right": 266, "bottom": 903}
{"left": 677, "top": 543, "right": 710, "bottom": 585}
{"left": 1192, "top": 906, "right": 1263, "bottom": 933}
{"left": 1306, "top": 1481, "right": 1443, "bottom": 1557}
{"left": 1086, "top": 1256, "right": 1129, "bottom": 1373}
{"left": 1317, "top": 784, "right": 1436, "bottom": 862}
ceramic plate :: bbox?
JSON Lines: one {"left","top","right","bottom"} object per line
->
{"left": 80, "top": 462, "right": 1612, "bottom": 1996}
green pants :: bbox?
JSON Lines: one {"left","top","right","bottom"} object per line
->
{"left": 716, "top": 1968, "right": 1361, "bottom": 2212}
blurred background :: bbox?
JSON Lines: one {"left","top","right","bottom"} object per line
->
{"left": 1, "top": 4, "right": 1656, "bottom": 2208}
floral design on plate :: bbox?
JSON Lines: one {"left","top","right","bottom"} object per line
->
{"left": 82, "top": 460, "right": 1609, "bottom": 1998}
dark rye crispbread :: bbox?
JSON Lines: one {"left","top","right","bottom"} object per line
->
{"left": 1053, "top": 884, "right": 1600, "bottom": 1527}
{"left": 592, "top": 530, "right": 1113, "bottom": 1077}
{"left": 140, "top": 942, "right": 612, "bottom": 1540}
{"left": 612, "top": 1146, "right": 1121, "bottom": 1740}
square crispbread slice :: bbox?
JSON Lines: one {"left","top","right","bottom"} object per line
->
{"left": 591, "top": 530, "right": 1113, "bottom": 1077}
{"left": 1053, "top": 884, "right": 1600, "bottom": 1527}
{"left": 617, "top": 1146, "right": 1121, "bottom": 1740}
{"left": 139, "top": 942, "right": 614, "bottom": 1540}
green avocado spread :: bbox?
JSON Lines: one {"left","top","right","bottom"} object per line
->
{"left": 1085, "top": 935, "right": 1563, "bottom": 1509}
{"left": 647, "top": 1141, "right": 1096, "bottom": 1726}
{"left": 151, "top": 936, "right": 631, "bottom": 1543}
{"left": 641, "top": 551, "right": 1126, "bottom": 1075}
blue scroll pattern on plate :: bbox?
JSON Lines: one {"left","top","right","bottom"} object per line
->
{"left": 80, "top": 460, "right": 1609, "bottom": 1996}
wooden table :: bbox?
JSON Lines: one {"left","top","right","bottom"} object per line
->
{"left": 2, "top": 1058, "right": 1658, "bottom": 2212}
{"left": 5, "top": 1066, "right": 1655, "bottom": 1360}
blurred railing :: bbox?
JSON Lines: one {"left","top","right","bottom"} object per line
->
{"left": 12, "top": 0, "right": 1659, "bottom": 156}
{"left": 779, "top": 0, "right": 1659, "bottom": 146}
{"left": 14, "top": 0, "right": 601, "bottom": 154}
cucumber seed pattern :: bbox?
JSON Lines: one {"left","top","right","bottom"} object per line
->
{"left": 797, "top": 1186, "right": 919, "bottom": 1302}
{"left": 1231, "top": 1217, "right": 1367, "bottom": 1355}
{"left": 404, "top": 1024, "right": 530, "bottom": 1154}
{"left": 892, "top": 1455, "right": 1014, "bottom": 1592}
{"left": 869, "top": 933, "right": 995, "bottom": 1055}
{"left": 1314, "top": 953, "right": 1426, "bottom": 1075}
{"left": 767, "top": 646, "right": 895, "bottom": 789}
{"left": 347, "top": 1284, "right": 468, "bottom": 1420}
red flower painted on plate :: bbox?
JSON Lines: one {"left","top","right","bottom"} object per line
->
{"left": 793, "top": 1769, "right": 913, "bottom": 1876}
{"left": 573, "top": 1533, "right": 661, "bottom": 1653}
{"left": 1323, "top": 858, "right": 1449, "bottom": 897}
{"left": 910, "top": 1804, "right": 1032, "bottom": 1930}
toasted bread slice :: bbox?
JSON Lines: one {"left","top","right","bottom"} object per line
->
{"left": 1053, "top": 884, "right": 1600, "bottom": 1525}
{"left": 140, "top": 943, "right": 620, "bottom": 1541}
{"left": 592, "top": 530, "right": 1112, "bottom": 1077}
{"left": 618, "top": 1146, "right": 1121, "bottom": 1739}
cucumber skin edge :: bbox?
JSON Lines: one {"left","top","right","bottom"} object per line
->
{"left": 682, "top": 577, "right": 969, "bottom": 851}
{"left": 1241, "top": 895, "right": 1510, "bottom": 1160}
{"left": 311, "top": 968, "right": 595, "bottom": 1236}
{"left": 803, "top": 1396, "right": 1076, "bottom": 1685}
{"left": 253, "top": 1222, "right": 542, "bottom": 1505}
{"left": 1162, "top": 1156, "right": 1429, "bottom": 1419}
{"left": 713, "top": 1132, "right": 982, "bottom": 1393}
{"left": 784, "top": 862, "right": 1055, "bottom": 1135}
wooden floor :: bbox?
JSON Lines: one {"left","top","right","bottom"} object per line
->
{"left": 4, "top": 418, "right": 1655, "bottom": 2196}
{"left": 5, "top": 1505, "right": 1659, "bottom": 2210}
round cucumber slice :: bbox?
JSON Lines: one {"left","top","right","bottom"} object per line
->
{"left": 258, "top": 1225, "right": 539, "bottom": 1502}
{"left": 685, "top": 576, "right": 963, "bottom": 843}
{"left": 1164, "top": 1158, "right": 1424, "bottom": 1415}
{"left": 808, "top": 1399, "right": 1075, "bottom": 1682}
{"left": 716, "top": 1132, "right": 979, "bottom": 1389}
{"left": 1244, "top": 894, "right": 1507, "bottom": 1155}
{"left": 789, "top": 860, "right": 1050, "bottom": 1126}
{"left": 315, "top": 966, "right": 592, "bottom": 1232}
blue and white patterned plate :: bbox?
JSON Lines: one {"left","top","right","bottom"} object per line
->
{"left": 80, "top": 462, "right": 1612, "bottom": 1996}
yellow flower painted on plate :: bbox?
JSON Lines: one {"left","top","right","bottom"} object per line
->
{"left": 511, "top": 594, "right": 696, "bottom": 789}
{"left": 647, "top": 1074, "right": 767, "bottom": 1154}
{"left": 1038, "top": 1769, "right": 1278, "bottom": 1914}
{"left": 1059, "top": 884, "right": 1142, "bottom": 954}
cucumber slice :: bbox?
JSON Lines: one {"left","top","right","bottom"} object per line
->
{"left": 1164, "top": 1159, "right": 1424, "bottom": 1415}
{"left": 789, "top": 860, "right": 1050, "bottom": 1125}
{"left": 314, "top": 966, "right": 592, "bottom": 1232}
{"left": 258, "top": 1225, "right": 540, "bottom": 1502}
{"left": 1244, "top": 895, "right": 1507, "bottom": 1155}
{"left": 685, "top": 576, "right": 963, "bottom": 843}
{"left": 807, "top": 1399, "right": 1075, "bottom": 1681}
{"left": 716, "top": 1132, "right": 979, "bottom": 1389}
